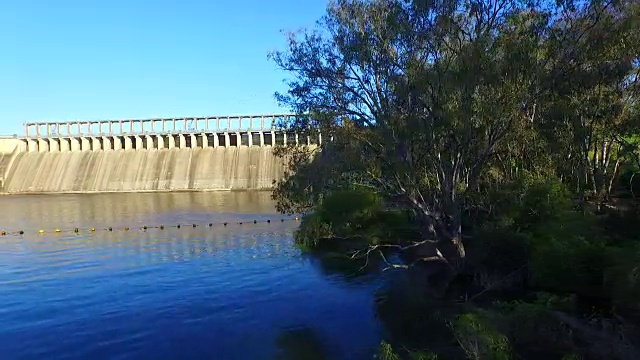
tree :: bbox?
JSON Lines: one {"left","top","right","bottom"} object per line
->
{"left": 270, "top": 0, "right": 639, "bottom": 274}
{"left": 538, "top": 0, "right": 640, "bottom": 200}
{"left": 270, "top": 0, "right": 543, "bottom": 271}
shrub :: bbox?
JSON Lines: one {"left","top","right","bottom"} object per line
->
{"left": 294, "top": 213, "right": 334, "bottom": 250}
{"left": 495, "top": 301, "right": 574, "bottom": 357}
{"left": 294, "top": 189, "right": 421, "bottom": 250}
{"left": 451, "top": 310, "right": 513, "bottom": 360}
{"left": 376, "top": 341, "right": 439, "bottom": 360}
{"left": 316, "top": 189, "right": 383, "bottom": 236}
{"left": 466, "top": 226, "right": 532, "bottom": 276}
{"left": 604, "top": 243, "right": 640, "bottom": 307}
{"left": 530, "top": 233, "right": 610, "bottom": 300}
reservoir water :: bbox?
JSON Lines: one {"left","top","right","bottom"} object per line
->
{"left": 0, "top": 192, "right": 383, "bottom": 359}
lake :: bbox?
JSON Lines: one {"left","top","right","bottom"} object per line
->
{"left": 0, "top": 192, "right": 383, "bottom": 359}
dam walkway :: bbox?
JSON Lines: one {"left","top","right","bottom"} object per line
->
{"left": 18, "top": 114, "right": 323, "bottom": 153}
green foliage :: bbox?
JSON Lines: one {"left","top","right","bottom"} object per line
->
{"left": 466, "top": 175, "right": 575, "bottom": 290}
{"left": 294, "top": 213, "right": 334, "bottom": 250}
{"left": 315, "top": 189, "right": 383, "bottom": 236}
{"left": 294, "top": 189, "right": 420, "bottom": 250}
{"left": 466, "top": 174, "right": 631, "bottom": 304}
{"left": 452, "top": 311, "right": 513, "bottom": 360}
{"left": 269, "top": 0, "right": 640, "bottom": 357}
{"left": 468, "top": 173, "right": 640, "bottom": 313}
{"left": 530, "top": 231, "right": 610, "bottom": 299}
{"left": 600, "top": 207, "right": 640, "bottom": 243}
{"left": 532, "top": 292, "right": 576, "bottom": 313}
{"left": 376, "top": 342, "right": 402, "bottom": 360}
{"left": 616, "top": 163, "right": 640, "bottom": 197}
{"left": 376, "top": 341, "right": 439, "bottom": 360}
{"left": 473, "top": 174, "right": 573, "bottom": 231}
{"left": 484, "top": 301, "right": 577, "bottom": 358}
{"left": 466, "top": 226, "right": 532, "bottom": 277}
{"left": 603, "top": 243, "right": 640, "bottom": 307}
{"left": 368, "top": 209, "right": 421, "bottom": 243}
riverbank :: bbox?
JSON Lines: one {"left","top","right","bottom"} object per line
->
{"left": 293, "top": 187, "right": 640, "bottom": 359}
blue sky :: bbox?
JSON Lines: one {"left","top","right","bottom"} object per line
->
{"left": 0, "top": 0, "right": 328, "bottom": 136}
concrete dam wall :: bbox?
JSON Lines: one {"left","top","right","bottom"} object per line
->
{"left": 1, "top": 115, "right": 324, "bottom": 194}
{"left": 1, "top": 147, "right": 287, "bottom": 194}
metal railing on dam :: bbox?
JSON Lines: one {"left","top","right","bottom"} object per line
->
{"left": 24, "top": 114, "right": 297, "bottom": 137}
{"left": 17, "top": 114, "right": 324, "bottom": 153}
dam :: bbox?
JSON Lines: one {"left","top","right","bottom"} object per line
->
{"left": 0, "top": 115, "right": 321, "bottom": 194}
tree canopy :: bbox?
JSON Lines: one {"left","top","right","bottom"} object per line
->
{"left": 270, "top": 0, "right": 640, "bottom": 268}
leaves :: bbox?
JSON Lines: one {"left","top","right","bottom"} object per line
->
{"left": 270, "top": 0, "right": 640, "bottom": 264}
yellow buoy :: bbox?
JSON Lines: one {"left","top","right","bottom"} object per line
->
{"left": 295, "top": 217, "right": 299, "bottom": 221}
{"left": 38, "top": 230, "right": 45, "bottom": 234}
{"left": 124, "top": 227, "right": 130, "bottom": 231}
{"left": 91, "top": 228, "right": 96, "bottom": 232}
{"left": 1, "top": 231, "right": 6, "bottom": 236}
{"left": 55, "top": 229, "right": 61, "bottom": 233}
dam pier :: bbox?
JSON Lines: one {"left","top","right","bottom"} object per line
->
{"left": 0, "top": 114, "right": 320, "bottom": 194}
{"left": 22, "top": 115, "right": 320, "bottom": 153}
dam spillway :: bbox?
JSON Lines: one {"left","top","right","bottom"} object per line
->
{"left": 0, "top": 114, "right": 321, "bottom": 194}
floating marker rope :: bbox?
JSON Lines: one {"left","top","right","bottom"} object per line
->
{"left": 0, "top": 216, "right": 301, "bottom": 236}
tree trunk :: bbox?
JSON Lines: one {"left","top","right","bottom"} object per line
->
{"left": 436, "top": 218, "right": 466, "bottom": 272}
{"left": 413, "top": 207, "right": 466, "bottom": 271}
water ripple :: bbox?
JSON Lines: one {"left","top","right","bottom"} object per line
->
{"left": 0, "top": 192, "right": 382, "bottom": 360}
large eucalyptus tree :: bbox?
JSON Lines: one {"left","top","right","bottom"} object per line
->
{"left": 270, "top": 0, "right": 540, "bottom": 269}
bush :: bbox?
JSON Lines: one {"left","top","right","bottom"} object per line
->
{"left": 530, "top": 233, "right": 610, "bottom": 300}
{"left": 316, "top": 189, "right": 383, "bottom": 236}
{"left": 604, "top": 243, "right": 640, "bottom": 307}
{"left": 616, "top": 162, "right": 640, "bottom": 198}
{"left": 365, "top": 209, "right": 421, "bottom": 243}
{"left": 600, "top": 207, "right": 640, "bottom": 244}
{"left": 467, "top": 226, "right": 532, "bottom": 276}
{"left": 376, "top": 341, "right": 439, "bottom": 360}
{"left": 495, "top": 174, "right": 573, "bottom": 232}
{"left": 294, "top": 189, "right": 420, "bottom": 250}
{"left": 494, "top": 301, "right": 575, "bottom": 358}
{"left": 294, "top": 213, "right": 334, "bottom": 250}
{"left": 451, "top": 310, "right": 513, "bottom": 360}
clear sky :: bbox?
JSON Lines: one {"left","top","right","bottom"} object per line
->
{"left": 0, "top": 0, "right": 328, "bottom": 136}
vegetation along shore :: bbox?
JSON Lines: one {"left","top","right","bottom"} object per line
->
{"left": 269, "top": 0, "right": 640, "bottom": 358}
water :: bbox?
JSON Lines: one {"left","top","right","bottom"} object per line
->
{"left": 0, "top": 192, "right": 383, "bottom": 359}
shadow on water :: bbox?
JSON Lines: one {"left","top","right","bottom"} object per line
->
{"left": 373, "top": 269, "right": 466, "bottom": 359}
{"left": 300, "top": 243, "right": 465, "bottom": 358}
{"left": 303, "top": 252, "right": 375, "bottom": 284}
{"left": 274, "top": 326, "right": 329, "bottom": 360}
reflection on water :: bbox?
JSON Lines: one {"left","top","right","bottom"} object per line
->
{"left": 0, "top": 192, "right": 281, "bottom": 232}
{"left": 0, "top": 192, "right": 382, "bottom": 360}
{"left": 275, "top": 326, "right": 328, "bottom": 360}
